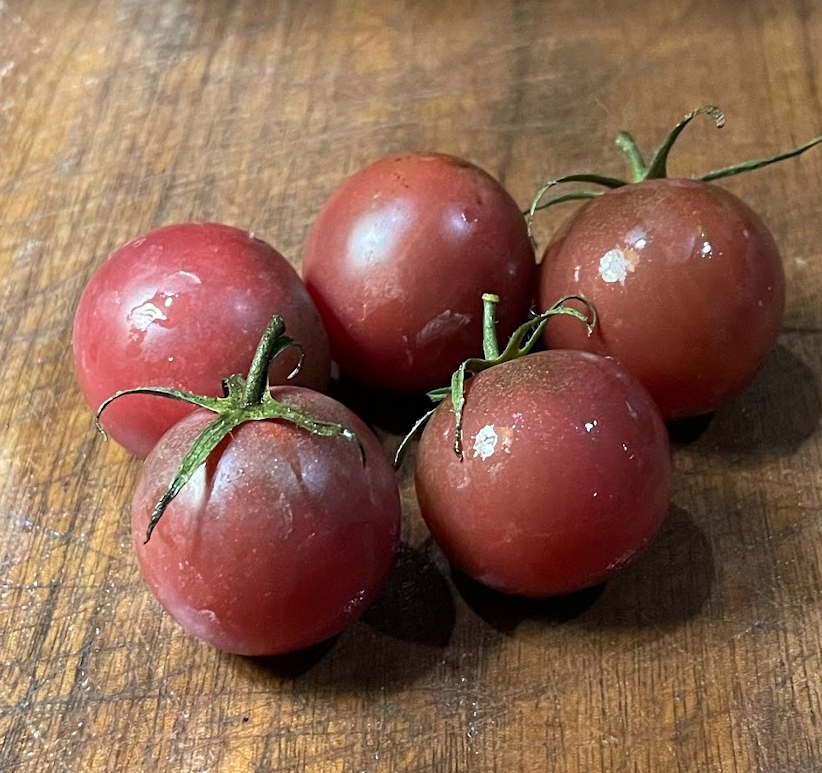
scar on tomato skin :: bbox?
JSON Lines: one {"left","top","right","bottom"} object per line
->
{"left": 497, "top": 425, "right": 514, "bottom": 452}
{"left": 598, "top": 248, "right": 638, "bottom": 285}
{"left": 472, "top": 424, "right": 498, "bottom": 460}
{"left": 130, "top": 300, "right": 168, "bottom": 331}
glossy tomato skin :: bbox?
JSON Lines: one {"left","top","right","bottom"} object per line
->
{"left": 73, "top": 223, "right": 331, "bottom": 458}
{"left": 415, "top": 350, "right": 672, "bottom": 597}
{"left": 538, "top": 179, "right": 785, "bottom": 419}
{"left": 131, "top": 387, "right": 401, "bottom": 657}
{"left": 302, "top": 153, "right": 537, "bottom": 392}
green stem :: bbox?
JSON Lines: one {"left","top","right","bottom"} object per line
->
{"left": 701, "top": 133, "right": 822, "bottom": 182}
{"left": 392, "top": 406, "right": 438, "bottom": 469}
{"left": 481, "top": 293, "right": 501, "bottom": 360}
{"left": 526, "top": 190, "right": 601, "bottom": 215}
{"left": 394, "top": 294, "right": 598, "bottom": 464}
{"left": 96, "top": 314, "right": 359, "bottom": 541}
{"left": 242, "top": 316, "right": 295, "bottom": 405}
{"left": 144, "top": 411, "right": 244, "bottom": 542}
{"left": 96, "top": 387, "right": 224, "bottom": 438}
{"left": 525, "top": 173, "right": 628, "bottom": 243}
{"left": 615, "top": 130, "right": 647, "bottom": 181}
{"left": 643, "top": 105, "right": 725, "bottom": 180}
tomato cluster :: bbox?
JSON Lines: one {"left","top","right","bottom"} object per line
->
{"left": 74, "top": 107, "right": 819, "bottom": 656}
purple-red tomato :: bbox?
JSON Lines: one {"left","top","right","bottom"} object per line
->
{"left": 415, "top": 350, "right": 672, "bottom": 597}
{"left": 73, "top": 223, "right": 331, "bottom": 458}
{"left": 538, "top": 179, "right": 785, "bottom": 419}
{"left": 302, "top": 152, "right": 536, "bottom": 392}
{"left": 131, "top": 386, "right": 401, "bottom": 656}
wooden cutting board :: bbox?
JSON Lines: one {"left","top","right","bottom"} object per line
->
{"left": 2, "top": 0, "right": 821, "bottom": 770}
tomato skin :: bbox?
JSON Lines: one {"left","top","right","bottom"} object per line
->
{"left": 302, "top": 153, "right": 537, "bottom": 392}
{"left": 73, "top": 223, "right": 331, "bottom": 458}
{"left": 415, "top": 350, "right": 671, "bottom": 597}
{"left": 537, "top": 179, "right": 786, "bottom": 419}
{"left": 131, "top": 387, "right": 401, "bottom": 657}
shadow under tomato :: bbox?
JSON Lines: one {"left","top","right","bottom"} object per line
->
{"left": 327, "top": 372, "right": 434, "bottom": 435}
{"left": 250, "top": 637, "right": 340, "bottom": 679}
{"left": 360, "top": 541, "right": 456, "bottom": 647}
{"left": 242, "top": 542, "right": 455, "bottom": 690}
{"left": 667, "top": 412, "right": 715, "bottom": 446}
{"left": 685, "top": 344, "right": 821, "bottom": 456}
{"left": 450, "top": 506, "right": 713, "bottom": 635}
{"left": 579, "top": 505, "right": 715, "bottom": 629}
{"left": 452, "top": 572, "right": 604, "bottom": 636}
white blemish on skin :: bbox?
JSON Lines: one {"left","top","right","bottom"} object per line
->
{"left": 625, "top": 227, "right": 646, "bottom": 248}
{"left": 175, "top": 270, "right": 202, "bottom": 284}
{"left": 130, "top": 301, "right": 167, "bottom": 330}
{"left": 599, "top": 249, "right": 636, "bottom": 285}
{"left": 472, "top": 424, "right": 498, "bottom": 460}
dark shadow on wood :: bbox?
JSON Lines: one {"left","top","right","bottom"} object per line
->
{"left": 690, "top": 344, "right": 821, "bottom": 455}
{"left": 361, "top": 541, "right": 456, "bottom": 647}
{"left": 241, "top": 542, "right": 455, "bottom": 690}
{"left": 667, "top": 412, "right": 715, "bottom": 446}
{"left": 448, "top": 506, "right": 713, "bottom": 635}
{"left": 327, "top": 372, "right": 434, "bottom": 436}
{"left": 452, "top": 572, "right": 604, "bottom": 636}
{"left": 580, "top": 505, "right": 715, "bottom": 629}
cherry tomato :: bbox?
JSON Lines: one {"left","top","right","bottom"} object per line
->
{"left": 414, "top": 350, "right": 672, "bottom": 597}
{"left": 302, "top": 152, "right": 536, "bottom": 392}
{"left": 131, "top": 386, "right": 401, "bottom": 657}
{"left": 537, "top": 178, "right": 785, "bottom": 420}
{"left": 73, "top": 223, "right": 331, "bottom": 458}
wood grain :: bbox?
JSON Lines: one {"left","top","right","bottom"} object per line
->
{"left": 1, "top": 0, "right": 821, "bottom": 770}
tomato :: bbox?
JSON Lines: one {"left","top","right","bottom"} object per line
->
{"left": 537, "top": 179, "right": 785, "bottom": 419}
{"left": 131, "top": 386, "right": 401, "bottom": 657}
{"left": 73, "top": 223, "right": 330, "bottom": 458}
{"left": 414, "top": 350, "right": 672, "bottom": 597}
{"left": 302, "top": 152, "right": 536, "bottom": 392}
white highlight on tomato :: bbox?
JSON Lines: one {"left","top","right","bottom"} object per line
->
{"left": 472, "top": 424, "right": 499, "bottom": 460}
{"left": 347, "top": 204, "right": 407, "bottom": 267}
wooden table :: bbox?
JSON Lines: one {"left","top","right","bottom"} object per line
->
{"left": 2, "top": 1, "right": 821, "bottom": 770}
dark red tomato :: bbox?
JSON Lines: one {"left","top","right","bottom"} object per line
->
{"left": 73, "top": 223, "right": 331, "bottom": 458}
{"left": 415, "top": 350, "right": 671, "bottom": 597}
{"left": 131, "top": 386, "right": 401, "bottom": 657}
{"left": 538, "top": 179, "right": 785, "bottom": 419}
{"left": 302, "top": 153, "right": 536, "bottom": 392}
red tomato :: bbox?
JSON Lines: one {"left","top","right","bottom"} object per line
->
{"left": 302, "top": 153, "right": 536, "bottom": 392}
{"left": 73, "top": 223, "right": 330, "bottom": 458}
{"left": 131, "top": 386, "right": 401, "bottom": 657}
{"left": 537, "top": 179, "right": 785, "bottom": 419}
{"left": 415, "top": 350, "right": 672, "bottom": 597}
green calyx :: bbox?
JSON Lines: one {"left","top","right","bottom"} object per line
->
{"left": 525, "top": 104, "right": 822, "bottom": 242}
{"left": 96, "top": 315, "right": 360, "bottom": 543}
{"left": 394, "top": 293, "right": 597, "bottom": 467}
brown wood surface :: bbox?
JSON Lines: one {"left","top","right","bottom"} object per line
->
{"left": 2, "top": 0, "right": 822, "bottom": 771}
